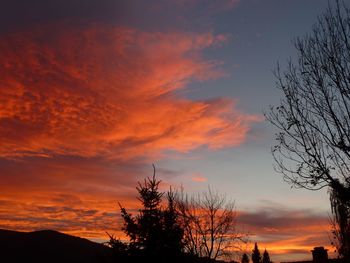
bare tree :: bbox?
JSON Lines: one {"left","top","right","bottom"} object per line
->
{"left": 175, "top": 188, "right": 247, "bottom": 260}
{"left": 330, "top": 187, "right": 350, "bottom": 259}
{"left": 265, "top": 0, "right": 350, "bottom": 259}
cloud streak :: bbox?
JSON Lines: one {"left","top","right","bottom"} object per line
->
{"left": 0, "top": 23, "right": 260, "bottom": 245}
{"left": 0, "top": 24, "right": 257, "bottom": 160}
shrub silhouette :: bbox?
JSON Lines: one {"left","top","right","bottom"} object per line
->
{"left": 241, "top": 253, "right": 250, "bottom": 263}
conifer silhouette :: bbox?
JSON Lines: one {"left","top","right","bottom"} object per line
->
{"left": 252, "top": 243, "right": 261, "bottom": 263}
{"left": 118, "top": 165, "right": 184, "bottom": 261}
{"left": 262, "top": 249, "right": 271, "bottom": 263}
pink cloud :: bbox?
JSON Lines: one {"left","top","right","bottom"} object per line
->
{"left": 0, "top": 24, "right": 258, "bottom": 160}
{"left": 0, "top": 23, "right": 260, "bottom": 246}
{"left": 191, "top": 173, "right": 208, "bottom": 183}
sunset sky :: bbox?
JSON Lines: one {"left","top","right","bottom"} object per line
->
{"left": 0, "top": 0, "right": 337, "bottom": 262}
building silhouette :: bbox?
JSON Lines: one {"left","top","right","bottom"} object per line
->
{"left": 312, "top": 247, "right": 328, "bottom": 263}
{"left": 281, "top": 247, "right": 341, "bottom": 263}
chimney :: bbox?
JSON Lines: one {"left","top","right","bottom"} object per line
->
{"left": 311, "top": 247, "right": 328, "bottom": 263}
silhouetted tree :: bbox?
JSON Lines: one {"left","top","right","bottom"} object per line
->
{"left": 106, "top": 233, "right": 129, "bottom": 261}
{"left": 251, "top": 243, "right": 261, "bottom": 263}
{"left": 118, "top": 165, "right": 184, "bottom": 261}
{"left": 115, "top": 167, "right": 249, "bottom": 262}
{"left": 265, "top": 1, "right": 350, "bottom": 259}
{"left": 262, "top": 249, "right": 271, "bottom": 263}
{"left": 330, "top": 186, "right": 350, "bottom": 260}
{"left": 176, "top": 187, "right": 248, "bottom": 260}
{"left": 241, "top": 253, "right": 250, "bottom": 263}
{"left": 162, "top": 189, "right": 184, "bottom": 256}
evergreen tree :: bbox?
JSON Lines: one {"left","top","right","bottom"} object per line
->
{"left": 118, "top": 166, "right": 185, "bottom": 261}
{"left": 241, "top": 253, "right": 250, "bottom": 263}
{"left": 262, "top": 249, "right": 271, "bottom": 263}
{"left": 162, "top": 189, "right": 184, "bottom": 256}
{"left": 134, "top": 174, "right": 164, "bottom": 254}
{"left": 252, "top": 243, "right": 261, "bottom": 263}
{"left": 120, "top": 173, "right": 163, "bottom": 255}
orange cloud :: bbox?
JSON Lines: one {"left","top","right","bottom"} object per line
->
{"left": 191, "top": 173, "right": 208, "bottom": 182}
{"left": 0, "top": 24, "right": 257, "bottom": 160}
{"left": 0, "top": 23, "right": 260, "bottom": 244}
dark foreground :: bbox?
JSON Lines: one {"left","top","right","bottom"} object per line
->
{"left": 0, "top": 229, "right": 114, "bottom": 263}
{"left": 0, "top": 229, "right": 235, "bottom": 263}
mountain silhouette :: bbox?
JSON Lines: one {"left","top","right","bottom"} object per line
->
{"left": 0, "top": 229, "right": 113, "bottom": 263}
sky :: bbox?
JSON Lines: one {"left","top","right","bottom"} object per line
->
{"left": 0, "top": 0, "right": 341, "bottom": 262}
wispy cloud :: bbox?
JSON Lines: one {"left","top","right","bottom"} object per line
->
{"left": 0, "top": 23, "right": 259, "bottom": 241}
{"left": 0, "top": 24, "right": 258, "bottom": 160}
{"left": 191, "top": 173, "right": 208, "bottom": 182}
